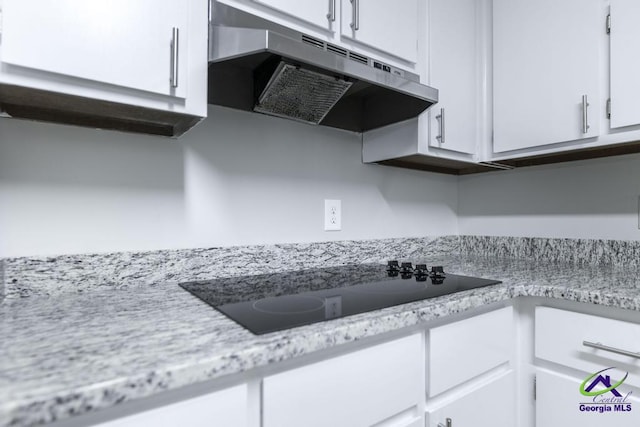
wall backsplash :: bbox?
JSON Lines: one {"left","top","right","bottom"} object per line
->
{"left": 460, "top": 235, "right": 640, "bottom": 269}
{"left": 0, "top": 106, "right": 458, "bottom": 258}
{"left": 0, "top": 258, "right": 4, "bottom": 300}
{"left": 4, "top": 101, "right": 640, "bottom": 264}
{"left": 458, "top": 153, "right": 640, "bottom": 240}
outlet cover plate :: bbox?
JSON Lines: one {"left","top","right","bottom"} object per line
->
{"left": 324, "top": 199, "right": 342, "bottom": 231}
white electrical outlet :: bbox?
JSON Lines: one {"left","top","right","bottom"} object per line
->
{"left": 324, "top": 199, "right": 342, "bottom": 231}
{"left": 324, "top": 295, "right": 342, "bottom": 319}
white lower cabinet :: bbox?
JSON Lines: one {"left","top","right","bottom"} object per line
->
{"left": 72, "top": 302, "right": 640, "bottom": 427}
{"left": 426, "top": 306, "right": 516, "bottom": 427}
{"left": 535, "top": 306, "right": 640, "bottom": 389}
{"left": 429, "top": 306, "right": 514, "bottom": 396}
{"left": 262, "top": 333, "right": 423, "bottom": 427}
{"left": 93, "top": 384, "right": 249, "bottom": 427}
{"left": 535, "top": 306, "right": 640, "bottom": 427}
{"left": 536, "top": 369, "right": 639, "bottom": 427}
{"left": 426, "top": 372, "right": 515, "bottom": 427}
{"left": 262, "top": 307, "right": 517, "bottom": 427}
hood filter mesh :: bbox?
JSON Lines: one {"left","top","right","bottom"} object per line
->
{"left": 254, "top": 62, "right": 353, "bottom": 125}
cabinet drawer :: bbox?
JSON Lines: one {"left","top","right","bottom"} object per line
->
{"left": 426, "top": 372, "right": 515, "bottom": 427}
{"left": 93, "top": 384, "right": 248, "bottom": 427}
{"left": 263, "top": 333, "right": 423, "bottom": 427}
{"left": 428, "top": 307, "right": 514, "bottom": 396}
{"left": 536, "top": 307, "right": 640, "bottom": 388}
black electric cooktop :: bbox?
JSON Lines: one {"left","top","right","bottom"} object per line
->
{"left": 179, "top": 262, "right": 501, "bottom": 335}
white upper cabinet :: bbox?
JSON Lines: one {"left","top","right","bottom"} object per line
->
{"left": 2, "top": 0, "right": 188, "bottom": 99}
{"left": 493, "top": 0, "right": 601, "bottom": 153}
{"left": 340, "top": 0, "right": 419, "bottom": 63}
{"left": 362, "top": 0, "right": 490, "bottom": 175}
{"left": 251, "top": 0, "right": 334, "bottom": 31}
{"left": 428, "top": 0, "right": 480, "bottom": 155}
{"left": 216, "top": 0, "right": 422, "bottom": 68}
{"left": 610, "top": 0, "right": 640, "bottom": 129}
{"left": 0, "top": 0, "right": 208, "bottom": 131}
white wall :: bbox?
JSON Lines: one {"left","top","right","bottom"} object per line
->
{"left": 0, "top": 106, "right": 458, "bottom": 257}
{"left": 458, "top": 153, "right": 640, "bottom": 240}
{"left": 4, "top": 103, "right": 640, "bottom": 258}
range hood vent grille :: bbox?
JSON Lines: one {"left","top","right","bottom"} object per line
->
{"left": 348, "top": 51, "right": 368, "bottom": 65}
{"left": 300, "top": 34, "right": 369, "bottom": 65}
{"left": 326, "top": 43, "right": 348, "bottom": 57}
{"left": 301, "top": 34, "right": 325, "bottom": 50}
{"left": 254, "top": 62, "right": 353, "bottom": 125}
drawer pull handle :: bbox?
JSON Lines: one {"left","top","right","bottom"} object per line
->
{"left": 583, "top": 341, "right": 640, "bottom": 359}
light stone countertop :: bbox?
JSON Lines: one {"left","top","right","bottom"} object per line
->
{"left": 2, "top": 254, "right": 640, "bottom": 427}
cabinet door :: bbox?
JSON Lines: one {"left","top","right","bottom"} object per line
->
{"left": 429, "top": 307, "right": 513, "bottom": 397}
{"left": 536, "top": 369, "right": 639, "bottom": 427}
{"left": 2, "top": 0, "right": 188, "bottom": 98}
{"left": 263, "top": 334, "right": 423, "bottom": 427}
{"left": 428, "top": 0, "right": 479, "bottom": 154}
{"left": 610, "top": 0, "right": 640, "bottom": 129}
{"left": 340, "top": 0, "right": 418, "bottom": 63}
{"left": 426, "top": 372, "right": 515, "bottom": 427}
{"left": 93, "top": 384, "right": 249, "bottom": 427}
{"left": 493, "top": 0, "right": 601, "bottom": 152}
{"left": 251, "top": 0, "right": 333, "bottom": 30}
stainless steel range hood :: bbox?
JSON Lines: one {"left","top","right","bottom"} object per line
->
{"left": 208, "top": 4, "right": 438, "bottom": 133}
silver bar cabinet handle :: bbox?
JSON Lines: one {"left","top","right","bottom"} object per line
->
{"left": 350, "top": 0, "right": 359, "bottom": 30}
{"left": 583, "top": 341, "right": 640, "bottom": 359}
{"left": 582, "top": 94, "right": 589, "bottom": 134}
{"left": 171, "top": 27, "right": 180, "bottom": 88}
{"left": 437, "top": 418, "right": 452, "bottom": 427}
{"left": 436, "top": 108, "right": 445, "bottom": 144}
{"left": 327, "top": 0, "right": 335, "bottom": 21}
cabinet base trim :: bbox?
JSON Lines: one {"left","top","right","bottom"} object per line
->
{"left": 0, "top": 84, "right": 202, "bottom": 137}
